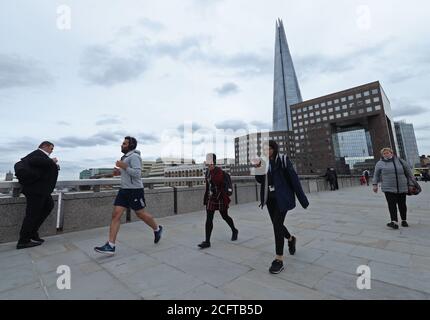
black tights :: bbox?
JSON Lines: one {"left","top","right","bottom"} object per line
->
{"left": 266, "top": 193, "right": 292, "bottom": 256}
{"left": 384, "top": 192, "right": 407, "bottom": 222}
{"left": 205, "top": 209, "right": 237, "bottom": 243}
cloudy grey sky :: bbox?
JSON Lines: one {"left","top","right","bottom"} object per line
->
{"left": 1, "top": 0, "right": 429, "bottom": 179}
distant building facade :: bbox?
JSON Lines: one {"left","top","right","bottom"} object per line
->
{"left": 394, "top": 121, "right": 420, "bottom": 168}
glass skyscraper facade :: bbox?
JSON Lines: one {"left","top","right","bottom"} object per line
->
{"left": 395, "top": 121, "right": 420, "bottom": 168}
{"left": 273, "top": 19, "right": 302, "bottom": 132}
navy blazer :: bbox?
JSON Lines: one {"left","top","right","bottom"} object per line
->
{"left": 255, "top": 155, "right": 309, "bottom": 213}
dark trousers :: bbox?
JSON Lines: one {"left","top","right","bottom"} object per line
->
{"left": 384, "top": 192, "right": 407, "bottom": 222}
{"left": 205, "top": 209, "right": 236, "bottom": 243}
{"left": 266, "top": 192, "right": 292, "bottom": 256}
{"left": 19, "top": 193, "right": 54, "bottom": 243}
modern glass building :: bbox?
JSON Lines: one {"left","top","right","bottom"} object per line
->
{"left": 273, "top": 19, "right": 303, "bottom": 132}
{"left": 395, "top": 121, "right": 420, "bottom": 168}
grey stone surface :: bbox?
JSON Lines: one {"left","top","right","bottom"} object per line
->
{"left": 1, "top": 183, "right": 429, "bottom": 299}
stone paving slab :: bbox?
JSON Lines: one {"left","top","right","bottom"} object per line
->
{"left": 1, "top": 184, "right": 429, "bottom": 299}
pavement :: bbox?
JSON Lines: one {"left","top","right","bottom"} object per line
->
{"left": 0, "top": 183, "right": 429, "bottom": 300}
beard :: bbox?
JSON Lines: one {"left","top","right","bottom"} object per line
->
{"left": 121, "top": 146, "right": 129, "bottom": 154}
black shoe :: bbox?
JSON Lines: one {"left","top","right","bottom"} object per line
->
{"left": 387, "top": 222, "right": 399, "bottom": 230}
{"left": 31, "top": 236, "right": 45, "bottom": 244}
{"left": 288, "top": 236, "right": 296, "bottom": 255}
{"left": 16, "top": 240, "right": 42, "bottom": 250}
{"left": 154, "top": 225, "right": 163, "bottom": 244}
{"left": 231, "top": 229, "right": 238, "bottom": 241}
{"left": 401, "top": 221, "right": 409, "bottom": 227}
{"left": 269, "top": 259, "right": 284, "bottom": 274}
{"left": 198, "top": 241, "right": 211, "bottom": 249}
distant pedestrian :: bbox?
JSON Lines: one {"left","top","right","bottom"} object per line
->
{"left": 254, "top": 140, "right": 309, "bottom": 274}
{"left": 363, "top": 169, "right": 370, "bottom": 186}
{"left": 15, "top": 141, "right": 60, "bottom": 249}
{"left": 198, "top": 153, "right": 238, "bottom": 249}
{"left": 95, "top": 137, "right": 163, "bottom": 255}
{"left": 372, "top": 147, "right": 415, "bottom": 229}
{"left": 422, "top": 170, "right": 430, "bottom": 183}
{"left": 324, "top": 167, "right": 339, "bottom": 191}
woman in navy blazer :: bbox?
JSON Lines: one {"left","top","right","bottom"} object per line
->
{"left": 255, "top": 140, "right": 309, "bottom": 274}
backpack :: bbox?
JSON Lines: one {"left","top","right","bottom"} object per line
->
{"left": 14, "top": 159, "right": 40, "bottom": 185}
{"left": 223, "top": 171, "right": 233, "bottom": 196}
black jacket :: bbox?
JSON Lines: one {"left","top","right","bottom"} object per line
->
{"left": 21, "top": 150, "right": 59, "bottom": 195}
{"left": 255, "top": 155, "right": 309, "bottom": 213}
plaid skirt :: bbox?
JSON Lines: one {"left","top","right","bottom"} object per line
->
{"left": 206, "top": 196, "right": 228, "bottom": 212}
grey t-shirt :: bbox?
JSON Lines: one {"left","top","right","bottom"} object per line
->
{"left": 120, "top": 150, "right": 143, "bottom": 189}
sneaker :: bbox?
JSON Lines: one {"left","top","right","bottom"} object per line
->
{"left": 269, "top": 259, "right": 284, "bottom": 274}
{"left": 231, "top": 229, "right": 238, "bottom": 241}
{"left": 401, "top": 221, "right": 409, "bottom": 227}
{"left": 198, "top": 241, "right": 211, "bottom": 249}
{"left": 154, "top": 225, "right": 163, "bottom": 244}
{"left": 94, "top": 242, "right": 115, "bottom": 255}
{"left": 386, "top": 222, "right": 399, "bottom": 230}
{"left": 16, "top": 240, "right": 42, "bottom": 250}
{"left": 288, "top": 236, "right": 296, "bottom": 255}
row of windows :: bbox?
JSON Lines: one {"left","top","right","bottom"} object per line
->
{"left": 237, "top": 135, "right": 289, "bottom": 146}
{"left": 292, "top": 97, "right": 380, "bottom": 119}
{"left": 292, "top": 89, "right": 379, "bottom": 114}
{"left": 292, "top": 105, "right": 381, "bottom": 128}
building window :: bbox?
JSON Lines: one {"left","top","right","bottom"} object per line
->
{"left": 321, "top": 102, "right": 326, "bottom": 107}
{"left": 335, "top": 106, "right": 340, "bottom": 111}
{"left": 297, "top": 109, "right": 302, "bottom": 113}
{"left": 334, "top": 99, "right": 339, "bottom": 104}
{"left": 373, "top": 97, "right": 380, "bottom": 102}
{"left": 299, "top": 128, "right": 304, "bottom": 133}
{"left": 298, "top": 115, "right": 302, "bottom": 120}
{"left": 315, "top": 104, "right": 320, "bottom": 109}
{"left": 336, "top": 114, "right": 341, "bottom": 118}
{"left": 292, "top": 110, "right": 296, "bottom": 115}
{"left": 348, "top": 95, "right": 354, "bottom": 100}
{"left": 350, "top": 110, "right": 356, "bottom": 115}
{"left": 300, "top": 135, "right": 304, "bottom": 139}
{"left": 299, "top": 122, "right": 303, "bottom": 126}
{"left": 323, "top": 116, "right": 328, "bottom": 121}
{"left": 328, "top": 108, "right": 334, "bottom": 113}
{"left": 365, "top": 99, "right": 371, "bottom": 104}
{"left": 364, "top": 91, "right": 370, "bottom": 96}
{"left": 356, "top": 93, "right": 362, "bottom": 98}
{"left": 303, "top": 114, "right": 308, "bottom": 119}
{"left": 367, "top": 107, "right": 373, "bottom": 112}
{"left": 310, "top": 119, "right": 315, "bottom": 124}
{"left": 294, "top": 129, "right": 298, "bottom": 134}
{"left": 316, "top": 118, "right": 321, "bottom": 122}
{"left": 343, "top": 112, "right": 348, "bottom": 117}
{"left": 321, "top": 109, "right": 327, "bottom": 114}
{"left": 309, "top": 105, "right": 314, "bottom": 110}
{"left": 304, "top": 120, "right": 309, "bottom": 125}
{"left": 303, "top": 107, "right": 308, "bottom": 112}
{"left": 372, "top": 89, "right": 379, "bottom": 94}
{"left": 292, "top": 116, "right": 297, "bottom": 121}
{"left": 310, "top": 112, "right": 314, "bottom": 117}
{"left": 358, "top": 109, "right": 364, "bottom": 114}
{"left": 327, "top": 101, "right": 333, "bottom": 106}
{"left": 296, "top": 143, "right": 300, "bottom": 147}
{"left": 329, "top": 115, "right": 334, "bottom": 120}
{"left": 375, "top": 105, "right": 381, "bottom": 110}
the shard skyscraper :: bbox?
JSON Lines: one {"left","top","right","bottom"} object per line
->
{"left": 273, "top": 19, "right": 303, "bottom": 131}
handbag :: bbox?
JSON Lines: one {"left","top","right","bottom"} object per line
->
{"left": 399, "top": 159, "right": 421, "bottom": 196}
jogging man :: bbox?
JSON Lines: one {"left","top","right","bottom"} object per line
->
{"left": 95, "top": 136, "right": 163, "bottom": 255}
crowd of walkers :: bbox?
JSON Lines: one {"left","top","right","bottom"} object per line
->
{"left": 13, "top": 137, "right": 422, "bottom": 274}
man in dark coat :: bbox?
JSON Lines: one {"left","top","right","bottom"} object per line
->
{"left": 17, "top": 141, "right": 59, "bottom": 249}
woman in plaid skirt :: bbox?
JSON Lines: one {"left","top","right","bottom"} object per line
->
{"left": 198, "top": 153, "right": 238, "bottom": 249}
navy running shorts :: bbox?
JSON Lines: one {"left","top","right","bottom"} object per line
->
{"left": 114, "top": 188, "right": 146, "bottom": 211}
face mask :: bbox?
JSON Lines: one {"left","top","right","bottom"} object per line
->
{"left": 383, "top": 155, "right": 393, "bottom": 160}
